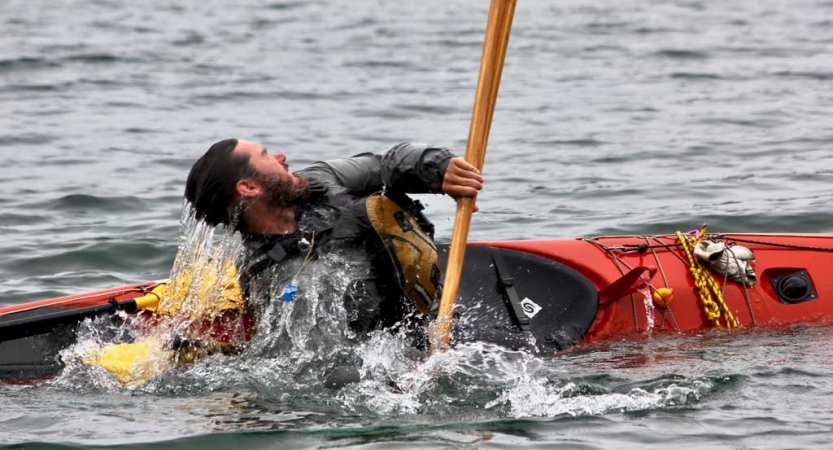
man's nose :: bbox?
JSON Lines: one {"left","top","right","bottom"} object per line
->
{"left": 272, "top": 153, "right": 286, "bottom": 165}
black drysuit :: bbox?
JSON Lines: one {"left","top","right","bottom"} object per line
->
{"left": 240, "top": 142, "right": 453, "bottom": 345}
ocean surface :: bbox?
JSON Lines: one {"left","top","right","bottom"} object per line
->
{"left": 2, "top": 0, "right": 833, "bottom": 448}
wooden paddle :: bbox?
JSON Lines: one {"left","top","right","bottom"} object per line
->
{"left": 432, "top": 0, "right": 517, "bottom": 352}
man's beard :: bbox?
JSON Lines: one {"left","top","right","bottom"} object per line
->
{"left": 259, "top": 172, "right": 311, "bottom": 208}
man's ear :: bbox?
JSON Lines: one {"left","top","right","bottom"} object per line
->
{"left": 236, "top": 178, "right": 262, "bottom": 198}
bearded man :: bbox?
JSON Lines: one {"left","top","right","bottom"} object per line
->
{"left": 184, "top": 139, "right": 482, "bottom": 354}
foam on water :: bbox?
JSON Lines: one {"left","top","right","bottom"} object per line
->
{"left": 488, "top": 372, "right": 710, "bottom": 418}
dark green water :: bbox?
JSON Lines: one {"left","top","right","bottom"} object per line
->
{"left": 3, "top": 0, "right": 833, "bottom": 448}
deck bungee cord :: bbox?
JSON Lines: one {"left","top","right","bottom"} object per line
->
{"left": 583, "top": 236, "right": 680, "bottom": 333}
{"left": 580, "top": 225, "right": 803, "bottom": 333}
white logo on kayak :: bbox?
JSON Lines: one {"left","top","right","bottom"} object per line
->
{"left": 520, "top": 297, "right": 542, "bottom": 319}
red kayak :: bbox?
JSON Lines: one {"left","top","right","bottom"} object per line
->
{"left": 2, "top": 231, "right": 832, "bottom": 381}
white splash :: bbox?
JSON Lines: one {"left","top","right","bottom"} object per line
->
{"left": 641, "top": 284, "right": 655, "bottom": 337}
{"left": 487, "top": 374, "right": 710, "bottom": 418}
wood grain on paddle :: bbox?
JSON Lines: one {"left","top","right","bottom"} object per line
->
{"left": 433, "top": 0, "right": 517, "bottom": 352}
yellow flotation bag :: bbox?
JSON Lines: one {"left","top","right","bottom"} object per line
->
{"left": 155, "top": 258, "right": 245, "bottom": 317}
{"left": 84, "top": 259, "right": 245, "bottom": 386}
{"left": 82, "top": 338, "right": 173, "bottom": 386}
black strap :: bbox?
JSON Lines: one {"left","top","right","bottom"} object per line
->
{"left": 384, "top": 191, "right": 435, "bottom": 238}
{"left": 490, "top": 247, "right": 538, "bottom": 352}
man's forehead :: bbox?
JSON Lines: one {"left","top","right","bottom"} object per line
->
{"left": 234, "top": 140, "right": 266, "bottom": 156}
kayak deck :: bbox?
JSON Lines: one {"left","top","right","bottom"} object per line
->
{"left": 483, "top": 233, "right": 833, "bottom": 341}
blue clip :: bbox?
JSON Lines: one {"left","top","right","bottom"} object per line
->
{"left": 281, "top": 281, "right": 298, "bottom": 303}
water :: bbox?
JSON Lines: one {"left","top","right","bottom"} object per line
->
{"left": 2, "top": 0, "right": 833, "bottom": 447}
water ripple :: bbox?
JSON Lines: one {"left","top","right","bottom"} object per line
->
{"left": 36, "top": 194, "right": 154, "bottom": 213}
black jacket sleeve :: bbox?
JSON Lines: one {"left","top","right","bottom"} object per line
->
{"left": 295, "top": 142, "right": 454, "bottom": 196}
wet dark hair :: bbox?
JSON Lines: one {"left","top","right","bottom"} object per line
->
{"left": 185, "top": 138, "right": 254, "bottom": 227}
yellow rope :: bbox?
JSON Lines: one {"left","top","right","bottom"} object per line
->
{"left": 676, "top": 226, "right": 738, "bottom": 329}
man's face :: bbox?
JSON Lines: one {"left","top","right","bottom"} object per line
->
{"left": 234, "top": 140, "right": 310, "bottom": 208}
{"left": 235, "top": 140, "right": 294, "bottom": 182}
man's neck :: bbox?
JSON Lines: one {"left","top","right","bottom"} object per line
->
{"left": 242, "top": 202, "right": 299, "bottom": 235}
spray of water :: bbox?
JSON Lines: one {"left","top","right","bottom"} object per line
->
{"left": 641, "top": 283, "right": 655, "bottom": 337}
{"left": 55, "top": 203, "right": 248, "bottom": 389}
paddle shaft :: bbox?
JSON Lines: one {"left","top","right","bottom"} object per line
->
{"left": 0, "top": 292, "right": 160, "bottom": 342}
{"left": 433, "top": 0, "right": 517, "bottom": 351}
